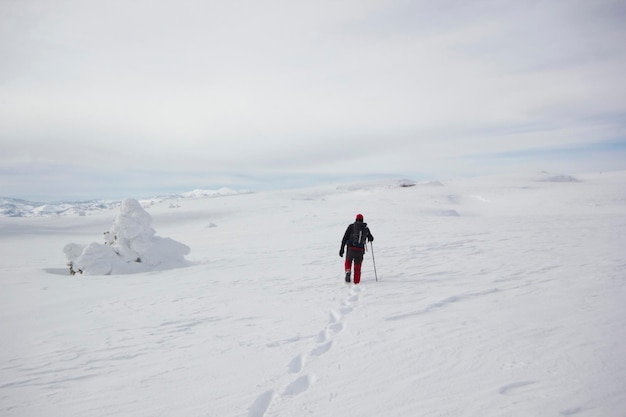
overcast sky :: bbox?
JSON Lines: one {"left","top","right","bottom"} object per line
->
{"left": 1, "top": 0, "right": 625, "bottom": 201}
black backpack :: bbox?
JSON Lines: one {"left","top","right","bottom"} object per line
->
{"left": 350, "top": 222, "right": 369, "bottom": 248}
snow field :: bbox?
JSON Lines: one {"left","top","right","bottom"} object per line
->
{"left": 1, "top": 171, "right": 625, "bottom": 417}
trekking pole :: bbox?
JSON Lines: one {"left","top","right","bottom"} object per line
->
{"left": 370, "top": 241, "right": 378, "bottom": 282}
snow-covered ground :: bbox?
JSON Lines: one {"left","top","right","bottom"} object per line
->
{"left": 1, "top": 171, "right": 625, "bottom": 417}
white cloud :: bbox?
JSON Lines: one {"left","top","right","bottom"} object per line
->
{"left": 1, "top": 0, "right": 625, "bottom": 199}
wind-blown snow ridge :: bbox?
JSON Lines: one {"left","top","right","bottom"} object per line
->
{"left": 385, "top": 288, "right": 500, "bottom": 320}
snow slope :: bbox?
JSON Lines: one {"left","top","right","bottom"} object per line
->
{"left": 1, "top": 171, "right": 625, "bottom": 417}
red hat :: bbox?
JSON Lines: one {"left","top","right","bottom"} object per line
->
{"left": 356, "top": 213, "right": 364, "bottom": 221}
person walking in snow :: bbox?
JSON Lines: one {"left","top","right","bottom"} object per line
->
{"left": 339, "top": 213, "right": 374, "bottom": 284}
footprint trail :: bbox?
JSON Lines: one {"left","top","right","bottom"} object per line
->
{"left": 247, "top": 285, "right": 362, "bottom": 416}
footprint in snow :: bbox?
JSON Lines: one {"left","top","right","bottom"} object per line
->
{"left": 329, "top": 321, "right": 344, "bottom": 334}
{"left": 288, "top": 354, "right": 305, "bottom": 374}
{"left": 248, "top": 389, "right": 274, "bottom": 417}
{"left": 311, "top": 341, "right": 332, "bottom": 357}
{"left": 284, "top": 374, "right": 314, "bottom": 396}
{"left": 248, "top": 278, "right": 362, "bottom": 416}
{"left": 339, "top": 304, "right": 353, "bottom": 315}
{"left": 317, "top": 329, "right": 330, "bottom": 343}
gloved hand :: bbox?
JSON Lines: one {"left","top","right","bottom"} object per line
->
{"left": 339, "top": 248, "right": 344, "bottom": 257}
{"left": 368, "top": 236, "right": 374, "bottom": 242}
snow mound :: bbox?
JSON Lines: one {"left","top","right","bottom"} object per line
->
{"left": 537, "top": 173, "right": 581, "bottom": 183}
{"left": 337, "top": 178, "right": 423, "bottom": 191}
{"left": 63, "top": 198, "right": 191, "bottom": 275}
{"left": 397, "top": 179, "right": 417, "bottom": 187}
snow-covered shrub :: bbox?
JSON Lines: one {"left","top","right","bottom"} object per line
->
{"left": 64, "top": 198, "right": 191, "bottom": 275}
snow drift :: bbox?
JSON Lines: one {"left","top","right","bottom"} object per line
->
{"left": 63, "top": 198, "right": 191, "bottom": 275}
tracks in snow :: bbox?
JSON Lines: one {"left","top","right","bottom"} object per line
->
{"left": 247, "top": 285, "right": 362, "bottom": 417}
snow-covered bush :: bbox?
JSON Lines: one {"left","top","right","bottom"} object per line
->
{"left": 64, "top": 198, "right": 191, "bottom": 275}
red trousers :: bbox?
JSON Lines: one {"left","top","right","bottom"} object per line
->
{"left": 345, "top": 257, "right": 363, "bottom": 284}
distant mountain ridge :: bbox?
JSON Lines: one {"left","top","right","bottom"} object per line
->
{"left": 0, "top": 188, "right": 246, "bottom": 217}
{"left": 0, "top": 197, "right": 110, "bottom": 217}
{"left": 1, "top": 172, "right": 587, "bottom": 218}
